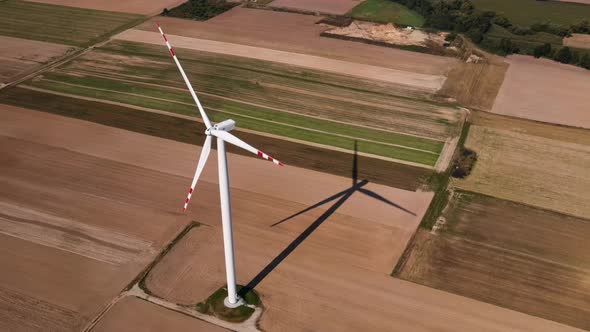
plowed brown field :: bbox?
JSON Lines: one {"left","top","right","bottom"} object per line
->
{"left": 1, "top": 106, "right": 576, "bottom": 331}
{"left": 398, "top": 192, "right": 590, "bottom": 331}
{"left": 135, "top": 7, "right": 458, "bottom": 76}
{"left": 93, "top": 297, "right": 227, "bottom": 331}
{"left": 491, "top": 55, "right": 590, "bottom": 128}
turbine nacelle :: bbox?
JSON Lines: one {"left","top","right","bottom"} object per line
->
{"left": 212, "top": 119, "right": 236, "bottom": 133}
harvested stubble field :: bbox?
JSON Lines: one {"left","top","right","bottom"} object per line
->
{"left": 453, "top": 111, "right": 590, "bottom": 219}
{"left": 397, "top": 192, "right": 590, "bottom": 331}
{"left": 491, "top": 55, "right": 590, "bottom": 128}
{"left": 0, "top": 0, "right": 143, "bottom": 47}
{"left": 0, "top": 35, "right": 75, "bottom": 84}
{"left": 135, "top": 8, "right": 459, "bottom": 76}
{"left": 0, "top": 106, "right": 195, "bottom": 331}
{"left": 19, "top": 39, "right": 463, "bottom": 168}
{"left": 269, "top": 0, "right": 361, "bottom": 15}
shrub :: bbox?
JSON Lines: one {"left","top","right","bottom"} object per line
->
{"left": 554, "top": 46, "right": 573, "bottom": 64}
{"left": 533, "top": 43, "right": 552, "bottom": 58}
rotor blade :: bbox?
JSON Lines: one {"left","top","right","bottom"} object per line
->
{"left": 183, "top": 136, "right": 212, "bottom": 212}
{"left": 357, "top": 188, "right": 416, "bottom": 216}
{"left": 210, "top": 129, "right": 284, "bottom": 166}
{"left": 157, "top": 23, "right": 212, "bottom": 129}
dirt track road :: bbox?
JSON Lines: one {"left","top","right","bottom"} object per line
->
{"left": 0, "top": 105, "right": 581, "bottom": 331}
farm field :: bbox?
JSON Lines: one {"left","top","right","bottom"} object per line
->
{"left": 26, "top": 0, "right": 186, "bottom": 15}
{"left": 348, "top": 0, "right": 425, "bottom": 27}
{"left": 564, "top": 33, "right": 590, "bottom": 49}
{"left": 0, "top": 0, "right": 143, "bottom": 47}
{"left": 0, "top": 106, "right": 193, "bottom": 331}
{"left": 115, "top": 29, "right": 447, "bottom": 91}
{"left": 93, "top": 297, "right": 227, "bottom": 331}
{"left": 269, "top": 0, "right": 361, "bottom": 15}
{"left": 1, "top": 105, "right": 576, "bottom": 332}
{"left": 0, "top": 35, "right": 75, "bottom": 84}
{"left": 134, "top": 8, "right": 459, "bottom": 76}
{"left": 397, "top": 192, "right": 590, "bottom": 331}
{"left": 438, "top": 51, "right": 508, "bottom": 110}
{"left": 471, "top": 0, "right": 590, "bottom": 26}
{"left": 140, "top": 189, "right": 577, "bottom": 331}
{"left": 453, "top": 112, "right": 590, "bottom": 219}
{"left": 16, "top": 38, "right": 463, "bottom": 168}
{"left": 491, "top": 55, "right": 590, "bottom": 128}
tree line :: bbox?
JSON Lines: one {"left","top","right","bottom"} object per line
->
{"left": 390, "top": 0, "right": 590, "bottom": 69}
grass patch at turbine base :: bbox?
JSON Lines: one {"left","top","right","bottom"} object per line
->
{"left": 196, "top": 285, "right": 260, "bottom": 323}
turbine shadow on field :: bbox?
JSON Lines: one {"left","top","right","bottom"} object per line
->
{"left": 239, "top": 142, "right": 415, "bottom": 297}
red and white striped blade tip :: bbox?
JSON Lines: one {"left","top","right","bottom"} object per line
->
{"left": 257, "top": 151, "right": 284, "bottom": 166}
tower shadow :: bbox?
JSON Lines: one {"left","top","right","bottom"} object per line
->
{"left": 239, "top": 141, "right": 415, "bottom": 297}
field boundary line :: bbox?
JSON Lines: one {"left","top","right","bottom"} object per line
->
{"left": 61, "top": 68, "right": 446, "bottom": 142}
{"left": 34, "top": 79, "right": 440, "bottom": 155}
{"left": 19, "top": 85, "right": 434, "bottom": 169}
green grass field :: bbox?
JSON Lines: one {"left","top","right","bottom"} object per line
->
{"left": 472, "top": 0, "right": 590, "bottom": 27}
{"left": 0, "top": 0, "right": 143, "bottom": 46}
{"left": 16, "top": 40, "right": 462, "bottom": 166}
{"left": 348, "top": 0, "right": 424, "bottom": 27}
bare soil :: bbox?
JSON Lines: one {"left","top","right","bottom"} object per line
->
{"left": 564, "top": 33, "right": 590, "bottom": 49}
{"left": 491, "top": 55, "right": 590, "bottom": 128}
{"left": 327, "top": 21, "right": 447, "bottom": 47}
{"left": 398, "top": 192, "right": 590, "bottom": 331}
{"left": 25, "top": 0, "right": 186, "bottom": 15}
{"left": 115, "top": 29, "right": 446, "bottom": 91}
{"left": 135, "top": 7, "right": 459, "bottom": 76}
{"left": 93, "top": 297, "right": 227, "bottom": 331}
{"left": 0, "top": 36, "right": 74, "bottom": 83}
{"left": 557, "top": 0, "right": 590, "bottom": 4}
{"left": 0, "top": 105, "right": 576, "bottom": 331}
{"left": 269, "top": 0, "right": 361, "bottom": 14}
{"left": 454, "top": 123, "right": 590, "bottom": 219}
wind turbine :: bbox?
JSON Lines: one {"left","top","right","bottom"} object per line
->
{"left": 157, "top": 24, "right": 284, "bottom": 307}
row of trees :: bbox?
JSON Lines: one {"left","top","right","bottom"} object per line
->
{"left": 534, "top": 43, "right": 590, "bottom": 69}
{"left": 389, "top": 0, "right": 590, "bottom": 70}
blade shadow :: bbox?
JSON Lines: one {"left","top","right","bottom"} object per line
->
{"left": 239, "top": 141, "right": 417, "bottom": 296}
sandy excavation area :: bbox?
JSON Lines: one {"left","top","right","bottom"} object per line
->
{"left": 491, "top": 55, "right": 590, "bottom": 128}
{"left": 25, "top": 0, "right": 186, "bottom": 15}
{"left": 0, "top": 106, "right": 580, "bottom": 331}
{"left": 115, "top": 29, "right": 446, "bottom": 91}
{"left": 269, "top": 0, "right": 362, "bottom": 14}
{"left": 0, "top": 36, "right": 74, "bottom": 84}
{"left": 135, "top": 7, "right": 458, "bottom": 77}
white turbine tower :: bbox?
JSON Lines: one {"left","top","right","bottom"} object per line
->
{"left": 157, "top": 24, "right": 284, "bottom": 307}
